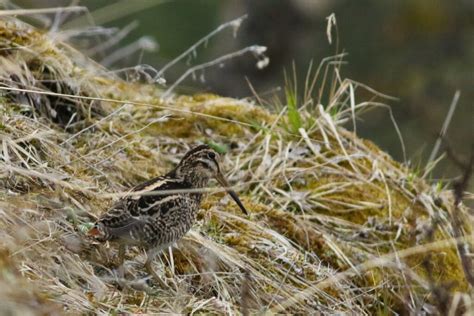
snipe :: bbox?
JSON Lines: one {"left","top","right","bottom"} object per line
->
{"left": 89, "top": 144, "right": 248, "bottom": 284}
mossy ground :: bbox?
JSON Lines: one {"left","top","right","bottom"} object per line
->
{"left": 0, "top": 16, "right": 472, "bottom": 315}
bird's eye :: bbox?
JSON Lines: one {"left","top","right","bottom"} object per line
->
{"left": 207, "top": 152, "right": 216, "bottom": 160}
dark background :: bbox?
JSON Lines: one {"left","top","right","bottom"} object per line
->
{"left": 12, "top": 0, "right": 474, "bottom": 186}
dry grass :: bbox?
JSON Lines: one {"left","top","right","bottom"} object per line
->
{"left": 0, "top": 13, "right": 473, "bottom": 315}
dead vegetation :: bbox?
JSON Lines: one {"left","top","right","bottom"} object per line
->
{"left": 0, "top": 12, "right": 473, "bottom": 315}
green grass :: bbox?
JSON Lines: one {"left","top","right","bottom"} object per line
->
{"left": 284, "top": 65, "right": 303, "bottom": 134}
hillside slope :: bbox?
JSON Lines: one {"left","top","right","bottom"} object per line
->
{"left": 0, "top": 16, "right": 472, "bottom": 315}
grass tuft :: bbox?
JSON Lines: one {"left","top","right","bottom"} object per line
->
{"left": 283, "top": 65, "right": 302, "bottom": 134}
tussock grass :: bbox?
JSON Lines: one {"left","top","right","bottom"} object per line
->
{"left": 0, "top": 13, "right": 472, "bottom": 315}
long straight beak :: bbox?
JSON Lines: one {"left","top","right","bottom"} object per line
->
{"left": 215, "top": 171, "right": 249, "bottom": 215}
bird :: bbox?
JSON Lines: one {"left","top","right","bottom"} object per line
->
{"left": 88, "top": 144, "right": 249, "bottom": 285}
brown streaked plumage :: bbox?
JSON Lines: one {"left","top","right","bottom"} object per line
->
{"left": 89, "top": 144, "right": 248, "bottom": 284}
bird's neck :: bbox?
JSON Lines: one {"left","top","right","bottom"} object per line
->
{"left": 185, "top": 172, "right": 210, "bottom": 189}
{"left": 172, "top": 168, "right": 210, "bottom": 189}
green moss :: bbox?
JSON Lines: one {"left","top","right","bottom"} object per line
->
{"left": 138, "top": 93, "right": 267, "bottom": 139}
{"left": 406, "top": 230, "right": 469, "bottom": 292}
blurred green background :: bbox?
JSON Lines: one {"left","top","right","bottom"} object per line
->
{"left": 11, "top": 0, "right": 474, "bottom": 185}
